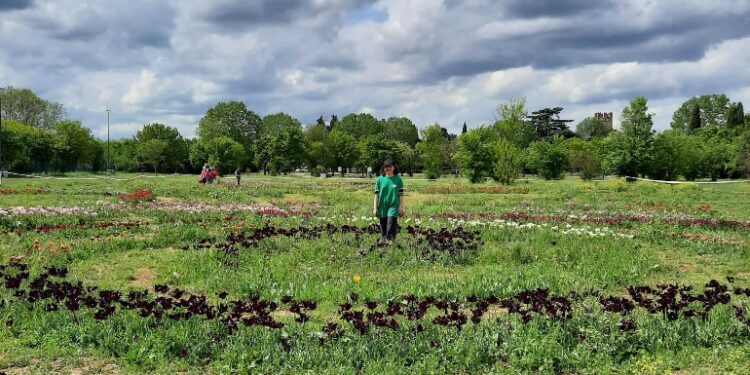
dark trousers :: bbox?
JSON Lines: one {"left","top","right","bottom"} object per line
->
{"left": 236, "top": 176, "right": 241, "bottom": 186}
{"left": 379, "top": 217, "right": 399, "bottom": 240}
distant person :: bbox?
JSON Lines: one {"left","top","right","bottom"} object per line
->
{"left": 199, "top": 167, "right": 208, "bottom": 184}
{"left": 373, "top": 159, "right": 404, "bottom": 244}
{"left": 208, "top": 167, "right": 218, "bottom": 184}
{"left": 234, "top": 167, "right": 242, "bottom": 187}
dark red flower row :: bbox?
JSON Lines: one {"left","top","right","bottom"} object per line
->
{"left": 184, "top": 223, "right": 484, "bottom": 260}
{"left": 2, "top": 263, "right": 750, "bottom": 357}
{"left": 2, "top": 263, "right": 749, "bottom": 346}
{"left": 0, "top": 188, "right": 47, "bottom": 195}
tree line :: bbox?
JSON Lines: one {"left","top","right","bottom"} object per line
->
{"left": 1, "top": 85, "right": 749, "bottom": 182}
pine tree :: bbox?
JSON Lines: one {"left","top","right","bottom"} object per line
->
{"left": 462, "top": 122, "right": 467, "bottom": 134}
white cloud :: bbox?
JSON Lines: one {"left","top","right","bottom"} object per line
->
{"left": 123, "top": 70, "right": 161, "bottom": 106}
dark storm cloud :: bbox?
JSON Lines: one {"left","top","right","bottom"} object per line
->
{"left": 18, "top": 1, "right": 175, "bottom": 48}
{"left": 410, "top": 4, "right": 750, "bottom": 84}
{"left": 201, "top": 0, "right": 303, "bottom": 27}
{"left": 198, "top": 0, "right": 378, "bottom": 31}
{"left": 501, "top": 0, "right": 614, "bottom": 17}
{"left": 0, "top": 0, "right": 32, "bottom": 11}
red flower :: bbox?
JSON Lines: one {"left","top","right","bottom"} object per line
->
{"left": 119, "top": 190, "right": 156, "bottom": 204}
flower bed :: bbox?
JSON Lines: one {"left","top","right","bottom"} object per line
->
{"left": 119, "top": 189, "right": 156, "bottom": 204}
{"left": 0, "top": 206, "right": 98, "bottom": 217}
{"left": 2, "top": 263, "right": 749, "bottom": 351}
{"left": 429, "top": 212, "right": 750, "bottom": 230}
{"left": 421, "top": 185, "right": 528, "bottom": 194}
{"left": 99, "top": 200, "right": 292, "bottom": 217}
{"left": 0, "top": 188, "right": 48, "bottom": 195}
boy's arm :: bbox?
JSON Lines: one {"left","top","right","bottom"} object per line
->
{"left": 373, "top": 178, "right": 379, "bottom": 216}
{"left": 398, "top": 179, "right": 405, "bottom": 214}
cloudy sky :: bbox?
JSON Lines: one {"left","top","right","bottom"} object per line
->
{"left": 1, "top": 0, "right": 749, "bottom": 139}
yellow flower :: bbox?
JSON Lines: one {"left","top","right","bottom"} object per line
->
{"left": 353, "top": 275, "right": 361, "bottom": 284}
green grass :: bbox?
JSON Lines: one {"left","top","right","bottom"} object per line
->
{"left": 2, "top": 174, "right": 750, "bottom": 374}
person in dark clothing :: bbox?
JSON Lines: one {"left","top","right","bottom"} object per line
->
{"left": 234, "top": 167, "right": 242, "bottom": 187}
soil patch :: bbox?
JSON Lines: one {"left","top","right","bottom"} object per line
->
{"left": 129, "top": 267, "right": 155, "bottom": 289}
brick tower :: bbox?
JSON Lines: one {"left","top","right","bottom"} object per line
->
{"left": 594, "top": 112, "right": 613, "bottom": 131}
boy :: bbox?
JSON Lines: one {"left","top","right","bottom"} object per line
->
{"left": 373, "top": 159, "right": 405, "bottom": 243}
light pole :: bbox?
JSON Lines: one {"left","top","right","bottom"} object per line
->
{"left": 106, "top": 108, "right": 111, "bottom": 174}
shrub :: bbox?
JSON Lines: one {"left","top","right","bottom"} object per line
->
{"left": 526, "top": 138, "right": 570, "bottom": 180}
{"left": 492, "top": 139, "right": 522, "bottom": 184}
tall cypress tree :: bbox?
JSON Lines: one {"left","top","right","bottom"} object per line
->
{"left": 727, "top": 102, "right": 744, "bottom": 128}
{"left": 688, "top": 104, "right": 701, "bottom": 132}
{"left": 462, "top": 122, "right": 467, "bottom": 134}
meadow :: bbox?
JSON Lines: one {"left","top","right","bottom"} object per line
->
{"left": 1, "top": 174, "right": 750, "bottom": 374}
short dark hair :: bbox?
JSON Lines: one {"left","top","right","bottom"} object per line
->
{"left": 380, "top": 162, "right": 400, "bottom": 176}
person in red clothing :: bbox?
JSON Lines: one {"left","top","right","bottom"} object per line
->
{"left": 208, "top": 167, "right": 218, "bottom": 184}
{"left": 199, "top": 167, "right": 208, "bottom": 184}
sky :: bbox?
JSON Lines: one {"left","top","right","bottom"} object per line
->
{"left": 1, "top": 0, "right": 749, "bottom": 139}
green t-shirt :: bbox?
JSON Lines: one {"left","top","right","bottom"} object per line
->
{"left": 374, "top": 175, "right": 404, "bottom": 218}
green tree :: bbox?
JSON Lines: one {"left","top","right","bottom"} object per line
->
{"left": 494, "top": 97, "right": 536, "bottom": 148}
{"left": 671, "top": 94, "right": 730, "bottom": 130}
{"left": 336, "top": 113, "right": 382, "bottom": 140}
{"left": 197, "top": 101, "right": 258, "bottom": 164}
{"left": 416, "top": 124, "right": 447, "bottom": 179}
{"left": 358, "top": 136, "right": 403, "bottom": 173}
{"left": 527, "top": 107, "right": 575, "bottom": 141}
{"left": 726, "top": 102, "right": 745, "bottom": 128}
{"left": 203, "top": 136, "right": 246, "bottom": 174}
{"left": 736, "top": 130, "right": 750, "bottom": 178}
{"left": 454, "top": 127, "right": 498, "bottom": 183}
{"left": 110, "top": 139, "right": 139, "bottom": 172}
{"left": 90, "top": 141, "right": 106, "bottom": 173}
{"left": 568, "top": 138, "right": 602, "bottom": 180}
{"left": 256, "top": 113, "right": 306, "bottom": 175}
{"left": 324, "top": 130, "right": 358, "bottom": 176}
{"left": 51, "top": 120, "right": 98, "bottom": 172}
{"left": 680, "top": 135, "right": 705, "bottom": 181}
{"left": 189, "top": 141, "right": 209, "bottom": 171}
{"left": 617, "top": 96, "right": 655, "bottom": 177}
{"left": 0, "top": 120, "right": 29, "bottom": 170}
{"left": 525, "top": 139, "right": 569, "bottom": 180}
{"left": 650, "top": 130, "right": 691, "bottom": 180}
{"left": 0, "top": 120, "right": 55, "bottom": 172}
{"left": 136, "top": 139, "right": 168, "bottom": 175}
{"left": 305, "top": 123, "right": 328, "bottom": 143}
{"left": 304, "top": 123, "right": 328, "bottom": 171}
{"left": 394, "top": 141, "right": 417, "bottom": 176}
{"left": 575, "top": 117, "right": 611, "bottom": 140}
{"left": 135, "top": 123, "right": 188, "bottom": 172}
{"left": 383, "top": 117, "right": 419, "bottom": 147}
{"left": 700, "top": 138, "right": 736, "bottom": 181}
{"left": 492, "top": 139, "right": 522, "bottom": 184}
{"left": 0, "top": 86, "right": 65, "bottom": 129}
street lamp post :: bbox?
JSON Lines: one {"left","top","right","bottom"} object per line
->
{"left": 106, "top": 109, "right": 111, "bottom": 174}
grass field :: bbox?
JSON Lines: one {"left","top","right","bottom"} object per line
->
{"left": 2, "top": 174, "right": 750, "bottom": 374}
